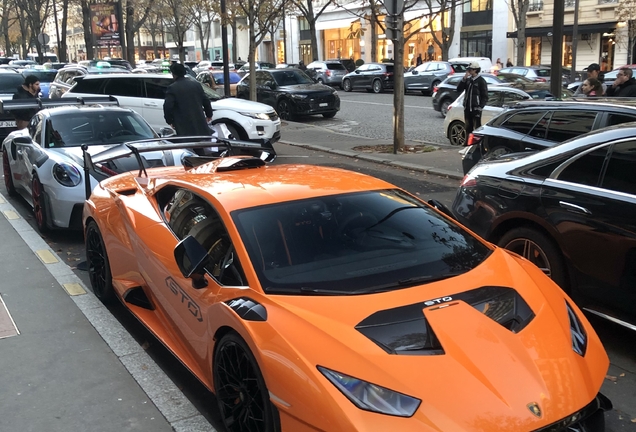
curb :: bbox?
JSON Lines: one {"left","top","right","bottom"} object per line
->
{"left": 0, "top": 192, "right": 215, "bottom": 432}
{"left": 279, "top": 140, "right": 464, "bottom": 181}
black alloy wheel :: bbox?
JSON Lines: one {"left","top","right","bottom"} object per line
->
{"left": 214, "top": 332, "right": 278, "bottom": 432}
{"left": 322, "top": 111, "right": 337, "bottom": 118}
{"left": 448, "top": 121, "right": 466, "bottom": 146}
{"left": 498, "top": 227, "right": 568, "bottom": 290}
{"left": 2, "top": 150, "right": 17, "bottom": 196}
{"left": 372, "top": 79, "right": 382, "bottom": 93}
{"left": 85, "top": 220, "right": 116, "bottom": 303}
{"left": 31, "top": 174, "right": 49, "bottom": 232}
{"left": 276, "top": 99, "right": 293, "bottom": 121}
{"left": 342, "top": 79, "right": 352, "bottom": 92}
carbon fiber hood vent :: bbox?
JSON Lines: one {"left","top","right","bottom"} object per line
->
{"left": 356, "top": 286, "right": 535, "bottom": 355}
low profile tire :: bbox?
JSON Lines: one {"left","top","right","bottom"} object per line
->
{"left": 497, "top": 227, "right": 568, "bottom": 290}
{"left": 276, "top": 99, "right": 293, "bottom": 121}
{"left": 485, "top": 146, "right": 512, "bottom": 160}
{"left": 322, "top": 111, "right": 337, "bottom": 118}
{"left": 440, "top": 99, "right": 452, "bottom": 118}
{"left": 214, "top": 331, "right": 278, "bottom": 432}
{"left": 448, "top": 121, "right": 466, "bottom": 146}
{"left": 2, "top": 150, "right": 17, "bottom": 197}
{"left": 372, "top": 79, "right": 382, "bottom": 94}
{"left": 217, "top": 122, "right": 246, "bottom": 140}
{"left": 85, "top": 220, "right": 116, "bottom": 303}
{"left": 317, "top": 78, "right": 324, "bottom": 84}
{"left": 31, "top": 173, "right": 49, "bottom": 233}
{"left": 342, "top": 79, "right": 352, "bottom": 92}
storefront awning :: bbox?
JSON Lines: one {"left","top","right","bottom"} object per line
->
{"left": 508, "top": 22, "right": 617, "bottom": 38}
{"left": 315, "top": 17, "right": 359, "bottom": 31}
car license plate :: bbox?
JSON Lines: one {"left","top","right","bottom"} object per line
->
{"left": 0, "top": 120, "right": 16, "bottom": 127}
{"left": 319, "top": 102, "right": 328, "bottom": 107}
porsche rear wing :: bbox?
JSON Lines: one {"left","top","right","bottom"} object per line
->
{"left": 0, "top": 96, "right": 119, "bottom": 113}
{"left": 82, "top": 136, "right": 275, "bottom": 199}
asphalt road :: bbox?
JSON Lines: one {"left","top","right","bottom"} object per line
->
{"left": 2, "top": 131, "right": 636, "bottom": 430}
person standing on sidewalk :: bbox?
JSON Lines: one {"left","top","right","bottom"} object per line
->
{"left": 12, "top": 75, "right": 40, "bottom": 130}
{"left": 163, "top": 62, "right": 213, "bottom": 137}
{"left": 605, "top": 67, "right": 636, "bottom": 97}
{"left": 457, "top": 61, "right": 488, "bottom": 143}
{"left": 574, "top": 63, "right": 606, "bottom": 96}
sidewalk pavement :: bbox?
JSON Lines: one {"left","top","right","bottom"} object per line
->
{"left": 278, "top": 121, "right": 465, "bottom": 180}
{"left": 0, "top": 194, "right": 214, "bottom": 431}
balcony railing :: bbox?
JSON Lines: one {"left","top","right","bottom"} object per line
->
{"left": 528, "top": 1, "right": 543, "bottom": 11}
{"left": 565, "top": 0, "right": 575, "bottom": 7}
{"left": 598, "top": 0, "right": 618, "bottom": 3}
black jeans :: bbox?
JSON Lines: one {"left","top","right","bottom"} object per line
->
{"left": 464, "top": 109, "right": 482, "bottom": 139}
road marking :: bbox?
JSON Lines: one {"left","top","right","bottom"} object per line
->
{"left": 0, "top": 195, "right": 5, "bottom": 204}
{"left": 341, "top": 99, "right": 434, "bottom": 109}
{"left": 0, "top": 294, "right": 19, "bottom": 339}
{"left": 63, "top": 283, "right": 86, "bottom": 296}
{"left": 3, "top": 210, "right": 19, "bottom": 220}
{"left": 35, "top": 249, "right": 59, "bottom": 264}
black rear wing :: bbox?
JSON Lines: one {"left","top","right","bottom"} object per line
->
{"left": 82, "top": 136, "right": 276, "bottom": 199}
{"left": 0, "top": 96, "right": 119, "bottom": 113}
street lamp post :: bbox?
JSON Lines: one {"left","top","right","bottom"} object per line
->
{"left": 220, "top": 0, "right": 230, "bottom": 96}
{"left": 550, "top": 0, "right": 565, "bottom": 97}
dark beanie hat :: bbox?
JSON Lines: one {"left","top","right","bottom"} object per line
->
{"left": 24, "top": 74, "right": 39, "bottom": 86}
{"left": 169, "top": 63, "right": 187, "bottom": 77}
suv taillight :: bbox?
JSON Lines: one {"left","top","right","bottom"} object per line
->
{"left": 433, "top": 86, "right": 439, "bottom": 93}
{"left": 448, "top": 69, "right": 455, "bottom": 75}
{"left": 326, "top": 69, "right": 331, "bottom": 77}
{"left": 467, "top": 133, "right": 483, "bottom": 146}
{"left": 535, "top": 77, "right": 547, "bottom": 82}
{"left": 460, "top": 174, "right": 477, "bottom": 188}
{"left": 383, "top": 72, "right": 393, "bottom": 77}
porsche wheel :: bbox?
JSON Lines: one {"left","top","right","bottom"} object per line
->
{"left": 2, "top": 150, "right": 17, "bottom": 197}
{"left": 85, "top": 220, "right": 116, "bottom": 303}
{"left": 31, "top": 174, "right": 49, "bottom": 232}
{"left": 448, "top": 121, "right": 466, "bottom": 146}
{"left": 214, "top": 332, "right": 278, "bottom": 432}
{"left": 498, "top": 227, "right": 567, "bottom": 289}
{"left": 276, "top": 99, "right": 293, "bottom": 121}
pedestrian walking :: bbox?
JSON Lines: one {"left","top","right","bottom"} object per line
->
{"left": 298, "top": 60, "right": 307, "bottom": 71}
{"left": 506, "top": 58, "right": 513, "bottom": 67}
{"left": 579, "top": 78, "right": 603, "bottom": 97}
{"left": 416, "top": 53, "right": 422, "bottom": 66}
{"left": 163, "top": 63, "right": 213, "bottom": 139}
{"left": 456, "top": 61, "right": 488, "bottom": 144}
{"left": 574, "top": 63, "right": 606, "bottom": 96}
{"left": 12, "top": 74, "right": 40, "bottom": 130}
{"left": 605, "top": 67, "right": 636, "bottom": 97}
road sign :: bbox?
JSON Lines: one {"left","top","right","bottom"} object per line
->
{"left": 37, "top": 33, "right": 49, "bottom": 45}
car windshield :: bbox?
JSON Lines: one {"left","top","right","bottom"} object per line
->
{"left": 0, "top": 74, "right": 26, "bottom": 93}
{"left": 47, "top": 111, "right": 157, "bottom": 147}
{"left": 272, "top": 70, "right": 315, "bottom": 85}
{"left": 21, "top": 70, "right": 57, "bottom": 82}
{"left": 233, "top": 189, "right": 491, "bottom": 295}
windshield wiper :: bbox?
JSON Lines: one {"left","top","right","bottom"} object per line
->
{"left": 397, "top": 273, "right": 463, "bottom": 287}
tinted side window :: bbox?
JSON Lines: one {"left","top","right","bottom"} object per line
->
{"left": 144, "top": 78, "right": 170, "bottom": 99}
{"left": 606, "top": 113, "right": 636, "bottom": 127}
{"left": 103, "top": 78, "right": 143, "bottom": 97}
{"left": 487, "top": 91, "right": 501, "bottom": 107}
{"left": 255, "top": 71, "right": 271, "bottom": 86}
{"left": 557, "top": 148, "right": 608, "bottom": 186}
{"left": 327, "top": 63, "right": 346, "bottom": 70}
{"left": 501, "top": 111, "right": 545, "bottom": 135}
{"left": 602, "top": 141, "right": 636, "bottom": 195}
{"left": 163, "top": 189, "right": 246, "bottom": 286}
{"left": 71, "top": 78, "right": 105, "bottom": 94}
{"left": 385, "top": 65, "right": 394, "bottom": 73}
{"left": 502, "top": 91, "right": 528, "bottom": 105}
{"left": 528, "top": 111, "right": 551, "bottom": 139}
{"left": 545, "top": 111, "right": 596, "bottom": 143}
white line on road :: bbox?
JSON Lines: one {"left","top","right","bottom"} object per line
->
{"left": 340, "top": 99, "right": 434, "bottom": 109}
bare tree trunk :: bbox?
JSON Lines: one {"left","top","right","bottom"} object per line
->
{"left": 232, "top": 20, "right": 238, "bottom": 62}
{"left": 59, "top": 0, "right": 69, "bottom": 61}
{"left": 306, "top": 0, "right": 318, "bottom": 61}
{"left": 370, "top": 13, "right": 377, "bottom": 62}
{"left": 125, "top": 2, "right": 135, "bottom": 64}
{"left": 248, "top": 13, "right": 257, "bottom": 100}
{"left": 2, "top": 0, "right": 10, "bottom": 56}
{"left": 80, "top": 0, "right": 94, "bottom": 60}
{"left": 393, "top": 16, "right": 404, "bottom": 153}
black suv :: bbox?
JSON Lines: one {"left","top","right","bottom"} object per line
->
{"left": 0, "top": 69, "right": 27, "bottom": 140}
{"left": 432, "top": 73, "right": 504, "bottom": 117}
{"left": 342, "top": 62, "right": 394, "bottom": 93}
{"left": 462, "top": 100, "right": 636, "bottom": 173}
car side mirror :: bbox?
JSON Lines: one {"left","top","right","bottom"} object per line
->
{"left": 160, "top": 126, "right": 175, "bottom": 137}
{"left": 412, "top": 70, "right": 419, "bottom": 75}
{"left": 355, "top": 70, "right": 360, "bottom": 74}
{"left": 174, "top": 235, "right": 209, "bottom": 289}
{"left": 427, "top": 199, "right": 455, "bottom": 219}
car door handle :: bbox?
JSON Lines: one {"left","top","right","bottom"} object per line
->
{"left": 559, "top": 201, "right": 592, "bottom": 215}
{"left": 144, "top": 102, "right": 158, "bottom": 107}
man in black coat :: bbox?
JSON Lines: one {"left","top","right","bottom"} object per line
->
{"left": 457, "top": 62, "right": 488, "bottom": 143}
{"left": 605, "top": 67, "right": 636, "bottom": 97}
{"left": 163, "top": 63, "right": 213, "bottom": 137}
{"left": 13, "top": 74, "right": 40, "bottom": 130}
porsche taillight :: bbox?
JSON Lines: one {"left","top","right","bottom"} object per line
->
{"left": 466, "top": 133, "right": 483, "bottom": 147}
{"left": 460, "top": 174, "right": 477, "bottom": 188}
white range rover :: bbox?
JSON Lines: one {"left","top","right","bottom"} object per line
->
{"left": 63, "top": 73, "right": 281, "bottom": 143}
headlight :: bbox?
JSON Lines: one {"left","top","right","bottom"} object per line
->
{"left": 52, "top": 162, "right": 81, "bottom": 187}
{"left": 318, "top": 366, "right": 420, "bottom": 417}
{"left": 566, "top": 301, "right": 587, "bottom": 356}
{"left": 291, "top": 93, "right": 308, "bottom": 99}
{"left": 239, "top": 112, "right": 270, "bottom": 120}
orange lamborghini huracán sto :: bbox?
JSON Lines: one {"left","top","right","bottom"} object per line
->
{"left": 83, "top": 143, "right": 611, "bottom": 432}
